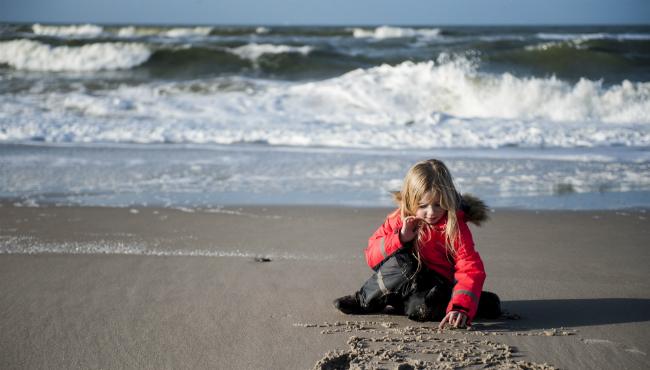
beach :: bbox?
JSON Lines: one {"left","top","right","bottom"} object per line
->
{"left": 1, "top": 23, "right": 649, "bottom": 369}
{"left": 1, "top": 203, "right": 648, "bottom": 369}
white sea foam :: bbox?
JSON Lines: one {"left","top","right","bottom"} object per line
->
{"left": 1, "top": 144, "right": 647, "bottom": 209}
{"left": 1, "top": 57, "right": 648, "bottom": 148}
{"left": 163, "top": 27, "right": 213, "bottom": 37}
{"left": 115, "top": 26, "right": 165, "bottom": 37}
{"left": 525, "top": 41, "right": 580, "bottom": 51}
{"left": 352, "top": 26, "right": 441, "bottom": 39}
{"left": 536, "top": 32, "right": 650, "bottom": 41}
{"left": 0, "top": 236, "right": 333, "bottom": 260}
{"left": 116, "top": 26, "right": 147, "bottom": 37}
{"left": 0, "top": 39, "right": 151, "bottom": 71}
{"left": 113, "top": 26, "right": 212, "bottom": 38}
{"left": 32, "top": 23, "right": 104, "bottom": 38}
{"left": 228, "top": 43, "right": 313, "bottom": 61}
{"left": 526, "top": 34, "right": 639, "bottom": 51}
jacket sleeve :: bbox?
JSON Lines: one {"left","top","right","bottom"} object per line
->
{"left": 445, "top": 221, "right": 486, "bottom": 322}
{"left": 364, "top": 210, "right": 404, "bottom": 270}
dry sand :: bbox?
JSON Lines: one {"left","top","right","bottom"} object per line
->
{"left": 1, "top": 203, "right": 649, "bottom": 369}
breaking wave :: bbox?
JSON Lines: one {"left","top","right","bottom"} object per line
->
{"left": 536, "top": 32, "right": 650, "bottom": 41}
{"left": 32, "top": 23, "right": 104, "bottom": 38}
{"left": 0, "top": 39, "right": 151, "bottom": 72}
{"left": 227, "top": 43, "right": 314, "bottom": 61}
{"left": 351, "top": 26, "right": 441, "bottom": 39}
{"left": 29, "top": 23, "right": 214, "bottom": 39}
{"left": 1, "top": 57, "right": 648, "bottom": 148}
{"left": 116, "top": 26, "right": 213, "bottom": 38}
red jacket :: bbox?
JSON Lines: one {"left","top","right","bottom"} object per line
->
{"left": 364, "top": 209, "right": 486, "bottom": 321}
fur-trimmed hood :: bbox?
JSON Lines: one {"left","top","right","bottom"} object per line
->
{"left": 459, "top": 193, "right": 490, "bottom": 226}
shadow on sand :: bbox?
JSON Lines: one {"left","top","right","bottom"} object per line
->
{"left": 499, "top": 298, "right": 650, "bottom": 329}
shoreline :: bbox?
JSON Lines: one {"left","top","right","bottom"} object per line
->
{"left": 1, "top": 203, "right": 649, "bottom": 369}
{"left": 2, "top": 142, "right": 649, "bottom": 211}
{"left": 4, "top": 198, "right": 650, "bottom": 212}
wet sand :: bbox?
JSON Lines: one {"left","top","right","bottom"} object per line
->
{"left": 1, "top": 203, "right": 649, "bottom": 369}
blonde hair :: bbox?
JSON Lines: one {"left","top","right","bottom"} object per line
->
{"left": 392, "top": 159, "right": 462, "bottom": 258}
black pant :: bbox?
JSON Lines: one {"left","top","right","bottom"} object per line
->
{"left": 357, "top": 249, "right": 452, "bottom": 322}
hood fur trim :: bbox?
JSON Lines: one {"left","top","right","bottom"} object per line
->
{"left": 460, "top": 193, "right": 490, "bottom": 226}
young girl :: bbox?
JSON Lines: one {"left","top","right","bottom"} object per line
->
{"left": 334, "top": 159, "right": 500, "bottom": 328}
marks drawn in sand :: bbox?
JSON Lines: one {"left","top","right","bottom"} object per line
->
{"left": 295, "top": 321, "right": 563, "bottom": 369}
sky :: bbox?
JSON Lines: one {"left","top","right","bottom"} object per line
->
{"left": 1, "top": 0, "right": 649, "bottom": 26}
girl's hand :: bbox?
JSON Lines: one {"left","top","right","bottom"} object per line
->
{"left": 399, "top": 216, "right": 422, "bottom": 243}
{"left": 438, "top": 311, "right": 469, "bottom": 329}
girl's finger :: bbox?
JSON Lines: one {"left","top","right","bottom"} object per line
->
{"left": 438, "top": 313, "right": 452, "bottom": 329}
{"left": 442, "top": 311, "right": 459, "bottom": 329}
{"left": 409, "top": 218, "right": 422, "bottom": 230}
{"left": 406, "top": 216, "right": 422, "bottom": 223}
{"left": 453, "top": 313, "right": 462, "bottom": 327}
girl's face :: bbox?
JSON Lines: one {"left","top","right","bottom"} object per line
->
{"left": 415, "top": 191, "right": 446, "bottom": 225}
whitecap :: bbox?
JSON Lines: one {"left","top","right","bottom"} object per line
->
{"left": 113, "top": 26, "right": 212, "bottom": 38}
{"left": 537, "top": 32, "right": 650, "bottom": 41}
{"left": 115, "top": 26, "right": 165, "bottom": 38}
{"left": 1, "top": 57, "right": 649, "bottom": 149}
{"left": 0, "top": 39, "right": 151, "bottom": 72}
{"left": 228, "top": 43, "right": 313, "bottom": 61}
{"left": 32, "top": 23, "right": 103, "bottom": 38}
{"left": 116, "top": 26, "right": 139, "bottom": 37}
{"left": 163, "top": 27, "right": 213, "bottom": 38}
{"left": 351, "top": 26, "right": 441, "bottom": 39}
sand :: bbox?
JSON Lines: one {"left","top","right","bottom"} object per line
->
{"left": 1, "top": 203, "right": 649, "bottom": 369}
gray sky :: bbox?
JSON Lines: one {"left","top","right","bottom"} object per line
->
{"left": 1, "top": 0, "right": 649, "bottom": 25}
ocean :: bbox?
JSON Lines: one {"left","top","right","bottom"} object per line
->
{"left": 1, "top": 23, "right": 649, "bottom": 209}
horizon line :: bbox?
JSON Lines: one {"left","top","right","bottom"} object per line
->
{"left": 2, "top": 20, "right": 650, "bottom": 28}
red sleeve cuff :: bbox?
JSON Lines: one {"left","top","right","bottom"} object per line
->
{"left": 447, "top": 290, "right": 480, "bottom": 320}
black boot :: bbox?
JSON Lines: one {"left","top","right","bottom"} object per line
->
{"left": 403, "top": 282, "right": 451, "bottom": 322}
{"left": 476, "top": 291, "right": 501, "bottom": 319}
{"left": 424, "top": 284, "right": 451, "bottom": 321}
{"left": 333, "top": 293, "right": 366, "bottom": 314}
{"left": 404, "top": 291, "right": 432, "bottom": 322}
